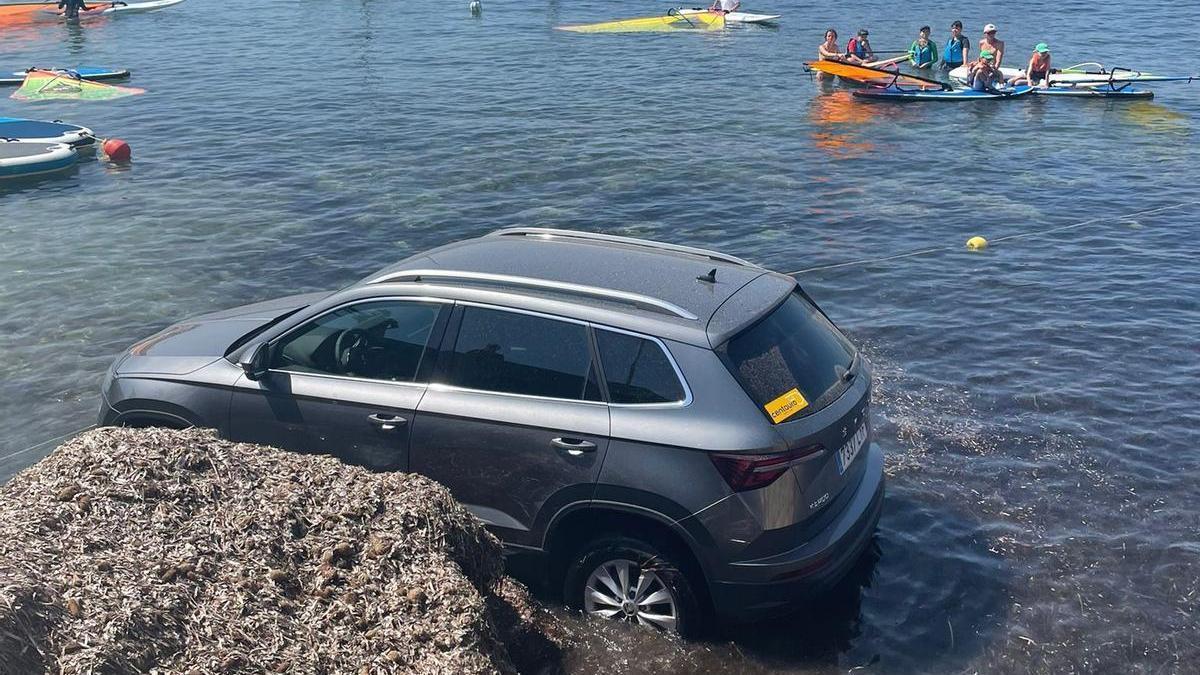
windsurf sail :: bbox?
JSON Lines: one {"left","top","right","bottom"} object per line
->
{"left": 806, "top": 61, "right": 951, "bottom": 90}
{"left": 1053, "top": 64, "right": 1196, "bottom": 84}
{"left": 557, "top": 9, "right": 725, "bottom": 33}
{"left": 11, "top": 69, "right": 145, "bottom": 101}
{"left": 0, "top": 2, "right": 55, "bottom": 19}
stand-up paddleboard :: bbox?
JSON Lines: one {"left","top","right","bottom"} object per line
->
{"left": 0, "top": 66, "right": 130, "bottom": 87}
{"left": 38, "top": 0, "right": 185, "bottom": 20}
{"left": 853, "top": 85, "right": 1034, "bottom": 101}
{"left": 1031, "top": 86, "right": 1153, "bottom": 99}
{"left": 678, "top": 8, "right": 780, "bottom": 23}
{"left": 949, "top": 63, "right": 1195, "bottom": 86}
{"left": 0, "top": 117, "right": 96, "bottom": 147}
{"left": 0, "top": 140, "right": 77, "bottom": 179}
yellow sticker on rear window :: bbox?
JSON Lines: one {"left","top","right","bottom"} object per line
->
{"left": 764, "top": 388, "right": 809, "bottom": 424}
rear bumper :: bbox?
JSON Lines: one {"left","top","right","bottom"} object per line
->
{"left": 707, "top": 443, "right": 885, "bottom": 622}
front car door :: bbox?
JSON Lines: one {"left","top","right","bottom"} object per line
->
{"left": 409, "top": 303, "right": 610, "bottom": 547}
{"left": 228, "top": 298, "right": 448, "bottom": 470}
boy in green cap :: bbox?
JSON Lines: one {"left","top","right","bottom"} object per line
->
{"left": 967, "top": 50, "right": 1004, "bottom": 92}
{"left": 1010, "top": 43, "right": 1053, "bottom": 87}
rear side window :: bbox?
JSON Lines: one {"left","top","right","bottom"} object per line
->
{"left": 719, "top": 292, "right": 856, "bottom": 424}
{"left": 596, "top": 330, "right": 686, "bottom": 404}
{"left": 441, "top": 307, "right": 601, "bottom": 401}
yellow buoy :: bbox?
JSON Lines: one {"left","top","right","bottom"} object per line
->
{"left": 966, "top": 236, "right": 988, "bottom": 250}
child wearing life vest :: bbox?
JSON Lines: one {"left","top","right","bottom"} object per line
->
{"left": 943, "top": 21, "right": 970, "bottom": 70}
{"left": 909, "top": 26, "right": 939, "bottom": 68}
{"left": 845, "top": 29, "right": 875, "bottom": 64}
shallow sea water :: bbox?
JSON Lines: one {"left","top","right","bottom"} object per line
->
{"left": 1, "top": 1, "right": 1197, "bottom": 672}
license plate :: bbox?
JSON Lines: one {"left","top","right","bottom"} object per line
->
{"left": 835, "top": 422, "right": 868, "bottom": 475}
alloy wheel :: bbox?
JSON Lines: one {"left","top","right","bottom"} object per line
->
{"left": 582, "top": 558, "right": 678, "bottom": 632}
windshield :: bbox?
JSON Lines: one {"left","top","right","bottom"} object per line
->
{"left": 718, "top": 292, "right": 856, "bottom": 424}
{"left": 223, "top": 306, "right": 308, "bottom": 358}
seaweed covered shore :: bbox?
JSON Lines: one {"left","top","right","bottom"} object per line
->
{"left": 0, "top": 428, "right": 562, "bottom": 674}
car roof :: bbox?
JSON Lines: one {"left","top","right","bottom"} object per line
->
{"left": 355, "top": 228, "right": 795, "bottom": 347}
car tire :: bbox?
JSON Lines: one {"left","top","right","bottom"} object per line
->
{"left": 563, "top": 535, "right": 701, "bottom": 636}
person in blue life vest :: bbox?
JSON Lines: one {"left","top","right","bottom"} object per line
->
{"left": 845, "top": 28, "right": 875, "bottom": 64}
{"left": 909, "top": 26, "right": 939, "bottom": 68}
{"left": 943, "top": 20, "right": 971, "bottom": 70}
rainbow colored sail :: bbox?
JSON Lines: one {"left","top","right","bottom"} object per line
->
{"left": 10, "top": 69, "right": 145, "bottom": 101}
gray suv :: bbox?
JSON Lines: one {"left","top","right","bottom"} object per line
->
{"left": 100, "top": 228, "right": 884, "bottom": 634}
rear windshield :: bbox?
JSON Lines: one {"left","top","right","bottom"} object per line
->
{"left": 718, "top": 292, "right": 856, "bottom": 424}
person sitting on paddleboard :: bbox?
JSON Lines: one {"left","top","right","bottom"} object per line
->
{"left": 980, "top": 23, "right": 1006, "bottom": 67}
{"left": 909, "top": 26, "right": 938, "bottom": 69}
{"left": 1010, "top": 43, "right": 1052, "bottom": 87}
{"left": 968, "top": 50, "right": 1004, "bottom": 92}
{"left": 943, "top": 20, "right": 971, "bottom": 70}
{"left": 846, "top": 28, "right": 875, "bottom": 64}
{"left": 57, "top": 0, "right": 89, "bottom": 19}
{"left": 708, "top": 0, "right": 740, "bottom": 14}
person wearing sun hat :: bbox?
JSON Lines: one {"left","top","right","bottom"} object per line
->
{"left": 1010, "top": 43, "right": 1053, "bottom": 86}
{"left": 980, "top": 23, "right": 1006, "bottom": 67}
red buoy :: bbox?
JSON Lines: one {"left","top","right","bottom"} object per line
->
{"left": 102, "top": 138, "right": 131, "bottom": 162}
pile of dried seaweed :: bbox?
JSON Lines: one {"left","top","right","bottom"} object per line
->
{"left": 0, "top": 427, "right": 562, "bottom": 674}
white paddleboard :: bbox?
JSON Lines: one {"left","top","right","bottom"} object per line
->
{"left": 39, "top": 0, "right": 185, "bottom": 20}
{"left": 100, "top": 0, "right": 185, "bottom": 14}
{"left": 949, "top": 63, "right": 1176, "bottom": 85}
{"left": 678, "top": 8, "right": 781, "bottom": 24}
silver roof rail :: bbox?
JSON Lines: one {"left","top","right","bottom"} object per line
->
{"left": 366, "top": 269, "right": 699, "bottom": 321}
{"left": 489, "top": 227, "right": 760, "bottom": 269}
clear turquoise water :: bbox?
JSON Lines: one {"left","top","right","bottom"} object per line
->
{"left": 1, "top": 1, "right": 1198, "bottom": 671}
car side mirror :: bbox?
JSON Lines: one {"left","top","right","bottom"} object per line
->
{"left": 239, "top": 342, "right": 270, "bottom": 381}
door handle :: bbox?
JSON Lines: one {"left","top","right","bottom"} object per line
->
{"left": 367, "top": 413, "right": 408, "bottom": 432}
{"left": 551, "top": 437, "right": 597, "bottom": 456}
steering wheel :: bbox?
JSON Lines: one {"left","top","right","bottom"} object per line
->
{"left": 334, "top": 328, "right": 369, "bottom": 374}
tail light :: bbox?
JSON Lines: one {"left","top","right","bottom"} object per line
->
{"left": 709, "top": 445, "right": 825, "bottom": 492}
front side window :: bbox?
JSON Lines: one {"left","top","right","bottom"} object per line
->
{"left": 441, "top": 306, "right": 600, "bottom": 401}
{"left": 273, "top": 301, "right": 441, "bottom": 382}
{"left": 595, "top": 329, "right": 686, "bottom": 404}
{"left": 719, "top": 292, "right": 856, "bottom": 423}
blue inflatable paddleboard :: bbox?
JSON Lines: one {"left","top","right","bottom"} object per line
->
{"left": 0, "top": 117, "right": 96, "bottom": 148}
{"left": 0, "top": 66, "right": 130, "bottom": 86}
{"left": 0, "top": 140, "right": 77, "bottom": 179}
{"left": 853, "top": 85, "right": 1035, "bottom": 101}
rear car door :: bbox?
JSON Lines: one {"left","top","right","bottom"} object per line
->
{"left": 228, "top": 299, "right": 448, "bottom": 470}
{"left": 409, "top": 304, "right": 610, "bottom": 547}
